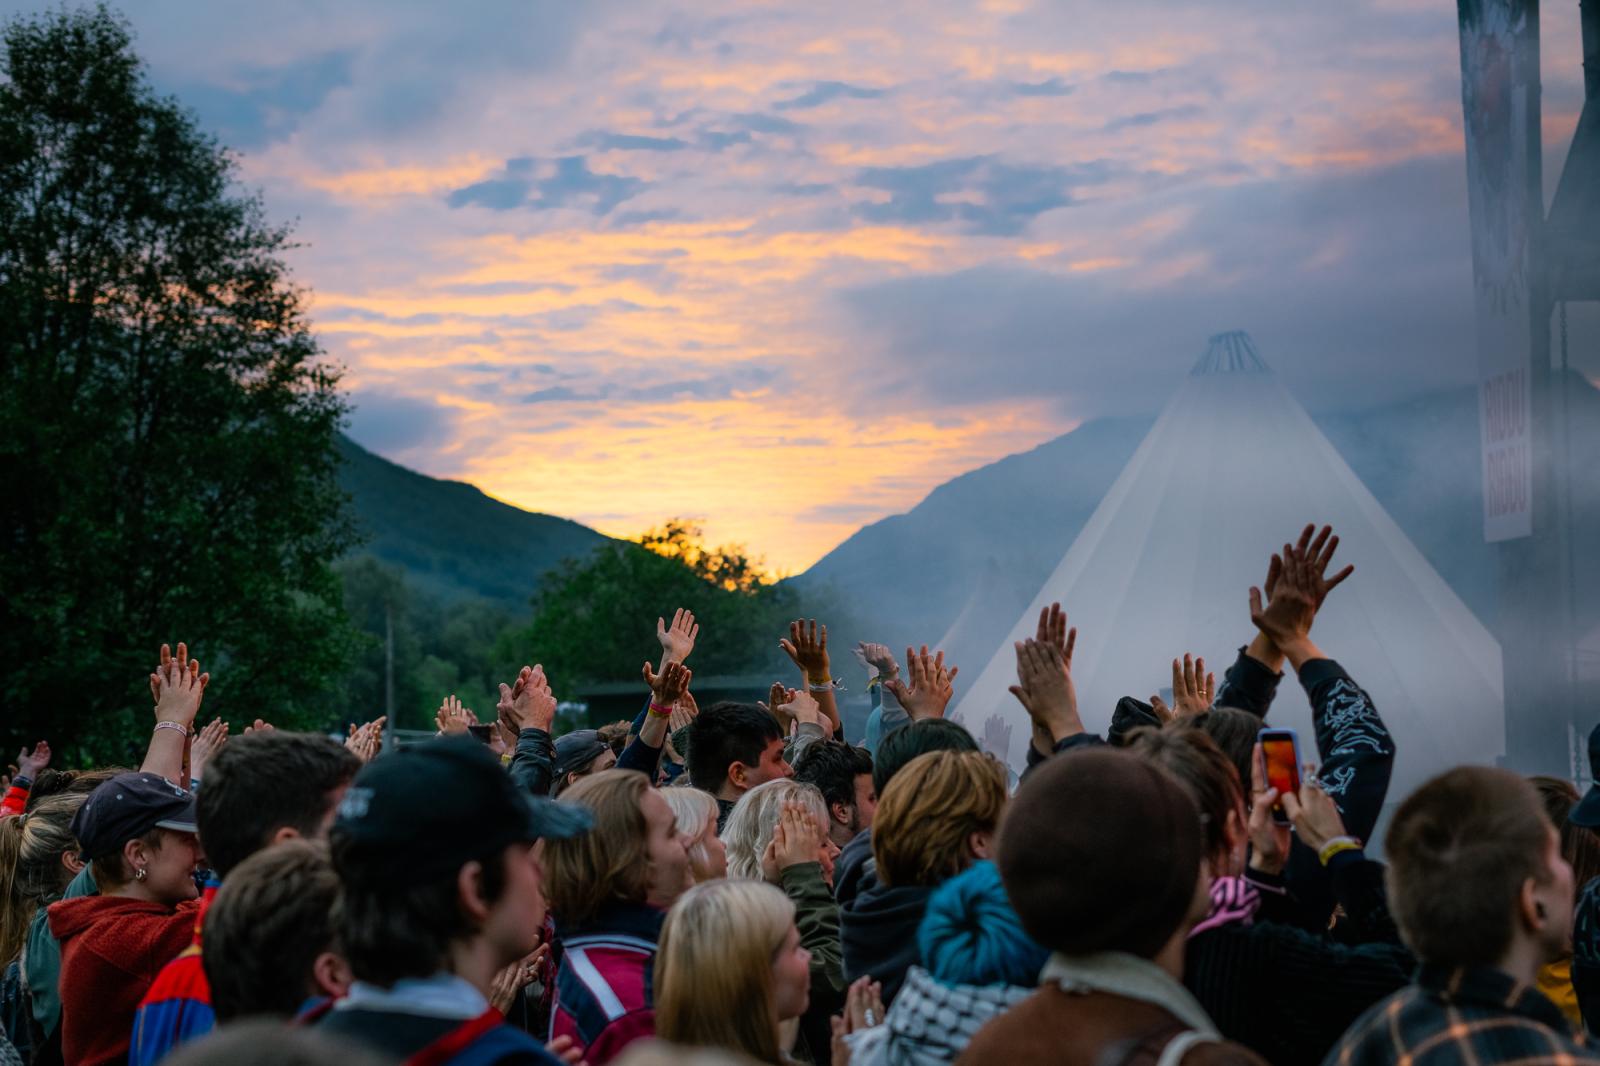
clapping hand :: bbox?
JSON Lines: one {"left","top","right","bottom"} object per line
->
{"left": 1009, "top": 636, "right": 1084, "bottom": 744}
{"left": 498, "top": 665, "right": 558, "bottom": 735}
{"left": 642, "top": 661, "right": 692, "bottom": 705}
{"left": 1151, "top": 654, "right": 1214, "bottom": 722}
{"left": 830, "top": 976, "right": 887, "bottom": 1065}
{"left": 762, "top": 800, "right": 824, "bottom": 880}
{"left": 883, "top": 645, "right": 958, "bottom": 721}
{"left": 151, "top": 643, "right": 209, "bottom": 730}
{"left": 852, "top": 642, "right": 900, "bottom": 682}
{"left": 668, "top": 690, "right": 699, "bottom": 733}
{"left": 190, "top": 721, "right": 229, "bottom": 779}
{"left": 781, "top": 619, "right": 832, "bottom": 686}
{"left": 435, "top": 695, "right": 476, "bottom": 736}
{"left": 345, "top": 716, "right": 386, "bottom": 763}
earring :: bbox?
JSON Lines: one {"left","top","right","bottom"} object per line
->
{"left": 134, "top": 866, "right": 147, "bottom": 882}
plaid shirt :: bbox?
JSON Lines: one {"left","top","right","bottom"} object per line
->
{"left": 1325, "top": 964, "right": 1600, "bottom": 1065}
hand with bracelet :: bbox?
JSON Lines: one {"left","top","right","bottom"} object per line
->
{"left": 144, "top": 642, "right": 209, "bottom": 782}
{"left": 639, "top": 660, "right": 693, "bottom": 750}
{"left": 1280, "top": 762, "right": 1359, "bottom": 862}
{"left": 781, "top": 618, "right": 841, "bottom": 734}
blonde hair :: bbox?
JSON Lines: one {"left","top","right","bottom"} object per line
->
{"left": 661, "top": 788, "right": 720, "bottom": 883}
{"left": 0, "top": 791, "right": 88, "bottom": 967}
{"left": 654, "top": 880, "right": 795, "bottom": 1064}
{"left": 545, "top": 770, "right": 652, "bottom": 926}
{"left": 720, "top": 780, "right": 827, "bottom": 882}
{"left": 872, "top": 750, "right": 1007, "bottom": 888}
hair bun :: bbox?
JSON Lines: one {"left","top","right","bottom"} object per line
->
{"left": 918, "top": 860, "right": 1047, "bottom": 988}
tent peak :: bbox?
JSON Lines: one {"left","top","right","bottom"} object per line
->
{"left": 1193, "top": 331, "right": 1270, "bottom": 375}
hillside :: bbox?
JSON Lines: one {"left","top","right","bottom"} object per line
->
{"left": 337, "top": 435, "right": 612, "bottom": 609}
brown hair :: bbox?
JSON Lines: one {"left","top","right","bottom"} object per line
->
{"left": 544, "top": 770, "right": 652, "bottom": 926}
{"left": 1125, "top": 726, "right": 1243, "bottom": 865}
{"left": 1530, "top": 775, "right": 1600, "bottom": 892}
{"left": 89, "top": 826, "right": 168, "bottom": 890}
{"left": 872, "top": 750, "right": 1007, "bottom": 888}
{"left": 1387, "top": 767, "right": 1556, "bottom": 967}
{"left": 654, "top": 879, "right": 794, "bottom": 1064}
{"left": 204, "top": 839, "right": 341, "bottom": 1022}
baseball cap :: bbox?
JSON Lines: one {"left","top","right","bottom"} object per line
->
{"left": 332, "top": 736, "right": 592, "bottom": 884}
{"left": 553, "top": 729, "right": 610, "bottom": 783}
{"left": 1573, "top": 722, "right": 1600, "bottom": 828}
{"left": 71, "top": 772, "right": 198, "bottom": 860}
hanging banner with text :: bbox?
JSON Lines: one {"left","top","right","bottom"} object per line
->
{"left": 1457, "top": 0, "right": 1541, "bottom": 542}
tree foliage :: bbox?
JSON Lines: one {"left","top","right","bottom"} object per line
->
{"left": 0, "top": 7, "right": 356, "bottom": 760}
{"left": 501, "top": 521, "right": 800, "bottom": 698}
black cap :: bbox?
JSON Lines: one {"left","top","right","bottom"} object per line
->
{"left": 553, "top": 729, "right": 609, "bottom": 782}
{"left": 71, "top": 772, "right": 197, "bottom": 860}
{"left": 1572, "top": 722, "right": 1600, "bottom": 828}
{"left": 332, "top": 736, "right": 592, "bottom": 883}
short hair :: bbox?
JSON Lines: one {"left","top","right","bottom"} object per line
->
{"left": 687, "top": 703, "right": 782, "bottom": 793}
{"left": 872, "top": 719, "right": 978, "bottom": 797}
{"left": 720, "top": 780, "right": 828, "bottom": 881}
{"left": 1124, "top": 726, "right": 1242, "bottom": 863}
{"left": 597, "top": 720, "right": 631, "bottom": 756}
{"left": 1531, "top": 776, "right": 1600, "bottom": 894}
{"left": 204, "top": 840, "right": 340, "bottom": 1022}
{"left": 660, "top": 788, "right": 718, "bottom": 844}
{"left": 655, "top": 880, "right": 795, "bottom": 1064}
{"left": 1387, "top": 767, "right": 1556, "bottom": 967}
{"left": 544, "top": 770, "right": 652, "bottom": 926}
{"left": 198, "top": 733, "right": 361, "bottom": 878}
{"left": 331, "top": 837, "right": 510, "bottom": 987}
{"left": 873, "top": 750, "right": 1007, "bottom": 889}
{"left": 793, "top": 741, "right": 873, "bottom": 814}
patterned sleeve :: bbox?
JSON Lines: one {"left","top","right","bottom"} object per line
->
{"left": 1298, "top": 659, "right": 1395, "bottom": 844}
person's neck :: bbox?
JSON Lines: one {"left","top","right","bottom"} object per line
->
{"left": 1495, "top": 934, "right": 1549, "bottom": 988}
{"left": 446, "top": 937, "right": 503, "bottom": 998}
{"left": 714, "top": 781, "right": 745, "bottom": 803}
{"left": 110, "top": 882, "right": 172, "bottom": 906}
{"left": 1151, "top": 927, "right": 1188, "bottom": 981}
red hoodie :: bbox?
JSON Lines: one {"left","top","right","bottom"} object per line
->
{"left": 48, "top": 893, "right": 201, "bottom": 1066}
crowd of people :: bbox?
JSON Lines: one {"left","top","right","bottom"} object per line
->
{"left": 2, "top": 524, "right": 1599, "bottom": 1065}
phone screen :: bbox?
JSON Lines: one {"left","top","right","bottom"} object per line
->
{"left": 1259, "top": 730, "right": 1301, "bottom": 824}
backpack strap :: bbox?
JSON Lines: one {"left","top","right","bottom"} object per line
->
{"left": 1155, "top": 1030, "right": 1218, "bottom": 1066}
{"left": 404, "top": 1009, "right": 504, "bottom": 1066}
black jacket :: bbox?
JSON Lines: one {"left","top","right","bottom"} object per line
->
{"left": 839, "top": 876, "right": 934, "bottom": 1005}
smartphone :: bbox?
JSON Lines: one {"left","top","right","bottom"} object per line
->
{"left": 467, "top": 723, "right": 494, "bottom": 745}
{"left": 1258, "top": 728, "right": 1301, "bottom": 825}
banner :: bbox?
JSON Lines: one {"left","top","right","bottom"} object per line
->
{"left": 1457, "top": 0, "right": 1541, "bottom": 542}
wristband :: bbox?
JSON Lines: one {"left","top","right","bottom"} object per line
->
{"left": 647, "top": 702, "right": 674, "bottom": 718}
{"left": 807, "top": 679, "right": 841, "bottom": 693}
{"left": 1318, "top": 836, "right": 1362, "bottom": 866}
{"left": 153, "top": 721, "right": 190, "bottom": 738}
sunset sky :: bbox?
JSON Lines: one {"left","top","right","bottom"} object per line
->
{"left": 10, "top": 0, "right": 1589, "bottom": 573}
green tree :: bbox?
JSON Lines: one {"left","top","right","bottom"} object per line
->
{"left": 0, "top": 7, "right": 357, "bottom": 760}
{"left": 502, "top": 521, "right": 799, "bottom": 699}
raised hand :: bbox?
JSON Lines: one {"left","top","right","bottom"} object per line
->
{"left": 241, "top": 719, "right": 275, "bottom": 735}
{"left": 1250, "top": 547, "right": 1322, "bottom": 666}
{"left": 1008, "top": 638, "right": 1083, "bottom": 745}
{"left": 981, "top": 714, "right": 1013, "bottom": 763}
{"left": 15, "top": 741, "right": 51, "bottom": 781}
{"left": 1297, "top": 523, "right": 1355, "bottom": 610}
{"left": 1168, "top": 654, "right": 1214, "bottom": 718}
{"left": 762, "top": 800, "right": 823, "bottom": 879}
{"left": 487, "top": 943, "right": 545, "bottom": 1014}
{"left": 1035, "top": 602, "right": 1076, "bottom": 662}
{"left": 643, "top": 660, "right": 693, "bottom": 705}
{"left": 1246, "top": 743, "right": 1291, "bottom": 875}
{"left": 656, "top": 608, "right": 699, "bottom": 666}
{"left": 345, "top": 716, "right": 386, "bottom": 764}
{"left": 669, "top": 690, "right": 700, "bottom": 733}
{"left": 831, "top": 975, "right": 887, "bottom": 1060}
{"left": 780, "top": 619, "right": 832, "bottom": 686}
{"left": 852, "top": 641, "right": 900, "bottom": 681}
{"left": 190, "top": 720, "right": 229, "bottom": 780}
{"left": 435, "top": 695, "right": 476, "bottom": 736}
{"left": 883, "top": 645, "right": 958, "bottom": 721}
{"left": 151, "top": 642, "right": 209, "bottom": 730}
{"left": 498, "top": 665, "right": 558, "bottom": 735}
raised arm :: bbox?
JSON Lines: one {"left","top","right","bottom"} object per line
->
{"left": 620, "top": 661, "right": 691, "bottom": 776}
{"left": 882, "top": 645, "right": 958, "bottom": 723}
{"left": 780, "top": 619, "right": 841, "bottom": 736}
{"left": 143, "top": 643, "right": 208, "bottom": 782}
{"left": 500, "top": 665, "right": 558, "bottom": 797}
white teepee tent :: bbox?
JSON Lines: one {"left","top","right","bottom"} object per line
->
{"left": 948, "top": 332, "right": 1505, "bottom": 796}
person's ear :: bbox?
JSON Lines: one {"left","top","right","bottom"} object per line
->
{"left": 122, "top": 837, "right": 148, "bottom": 876}
{"left": 458, "top": 859, "right": 492, "bottom": 923}
{"left": 1519, "top": 876, "right": 1546, "bottom": 932}
{"left": 270, "top": 825, "right": 302, "bottom": 847}
{"left": 1225, "top": 807, "right": 1247, "bottom": 852}
{"left": 729, "top": 762, "right": 749, "bottom": 790}
{"left": 968, "top": 830, "right": 993, "bottom": 861}
{"left": 830, "top": 802, "right": 851, "bottom": 828}
{"left": 311, "top": 950, "right": 353, "bottom": 998}
{"left": 61, "top": 850, "right": 85, "bottom": 875}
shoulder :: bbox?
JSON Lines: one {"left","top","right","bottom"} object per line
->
{"left": 456, "top": 1024, "right": 565, "bottom": 1066}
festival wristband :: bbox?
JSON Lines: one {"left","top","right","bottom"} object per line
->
{"left": 647, "top": 702, "right": 674, "bottom": 718}
{"left": 153, "top": 721, "right": 190, "bottom": 738}
{"left": 1318, "top": 836, "right": 1362, "bottom": 866}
